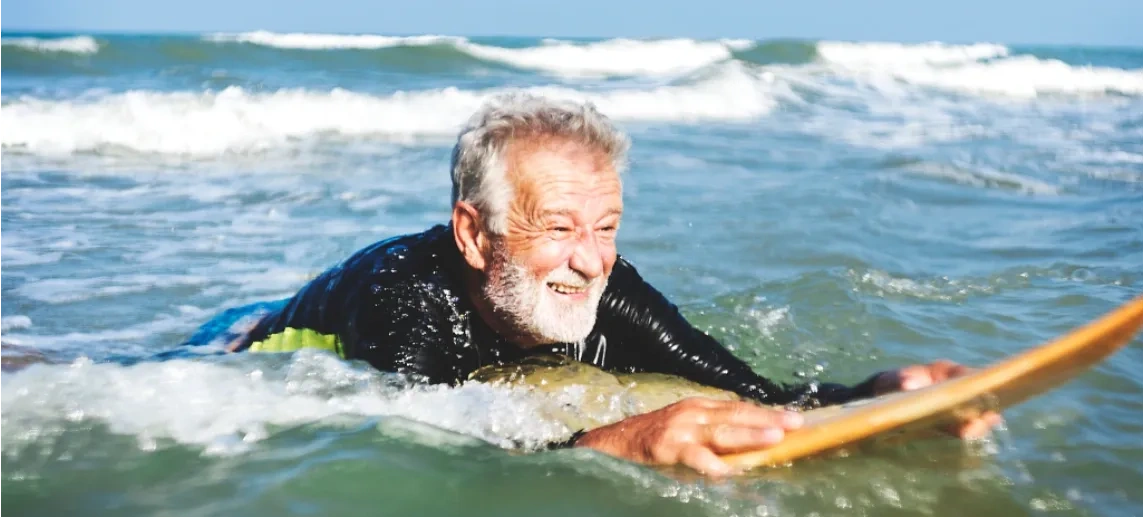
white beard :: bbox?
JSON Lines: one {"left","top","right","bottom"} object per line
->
{"left": 482, "top": 242, "right": 607, "bottom": 344}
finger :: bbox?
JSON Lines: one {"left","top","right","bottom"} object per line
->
{"left": 679, "top": 445, "right": 735, "bottom": 478}
{"left": 927, "top": 360, "right": 973, "bottom": 383}
{"left": 970, "top": 411, "right": 1004, "bottom": 435}
{"left": 710, "top": 401, "right": 804, "bottom": 430}
{"left": 957, "top": 418, "right": 996, "bottom": 440}
{"left": 706, "top": 424, "right": 785, "bottom": 453}
{"left": 942, "top": 411, "right": 1003, "bottom": 439}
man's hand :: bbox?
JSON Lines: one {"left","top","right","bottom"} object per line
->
{"left": 572, "top": 397, "right": 803, "bottom": 477}
{"left": 870, "top": 359, "right": 1003, "bottom": 439}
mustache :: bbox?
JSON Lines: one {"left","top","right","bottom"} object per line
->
{"left": 544, "top": 267, "right": 596, "bottom": 289}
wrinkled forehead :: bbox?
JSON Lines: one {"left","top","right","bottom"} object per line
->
{"left": 503, "top": 136, "right": 623, "bottom": 205}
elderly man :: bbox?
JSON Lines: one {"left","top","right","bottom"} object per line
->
{"left": 189, "top": 93, "right": 998, "bottom": 476}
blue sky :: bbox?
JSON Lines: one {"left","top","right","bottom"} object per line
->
{"left": 3, "top": 0, "right": 1142, "bottom": 47}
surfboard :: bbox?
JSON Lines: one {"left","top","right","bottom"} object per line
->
{"left": 719, "top": 296, "right": 1143, "bottom": 470}
{"left": 471, "top": 297, "right": 1142, "bottom": 470}
{"left": 473, "top": 295, "right": 1144, "bottom": 468}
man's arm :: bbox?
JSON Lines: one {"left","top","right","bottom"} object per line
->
{"left": 339, "top": 281, "right": 470, "bottom": 385}
{"left": 597, "top": 258, "right": 875, "bottom": 408}
{"left": 572, "top": 259, "right": 997, "bottom": 476}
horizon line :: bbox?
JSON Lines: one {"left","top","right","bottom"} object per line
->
{"left": 2, "top": 27, "right": 1142, "bottom": 50}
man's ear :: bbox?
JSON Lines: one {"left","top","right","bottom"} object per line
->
{"left": 452, "top": 201, "right": 491, "bottom": 271}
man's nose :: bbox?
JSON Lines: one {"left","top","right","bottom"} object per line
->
{"left": 568, "top": 228, "right": 604, "bottom": 280}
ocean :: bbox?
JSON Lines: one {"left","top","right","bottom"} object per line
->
{"left": 1, "top": 31, "right": 1141, "bottom": 516}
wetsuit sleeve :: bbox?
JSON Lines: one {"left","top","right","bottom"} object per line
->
{"left": 340, "top": 282, "right": 468, "bottom": 385}
{"left": 598, "top": 259, "right": 876, "bottom": 408}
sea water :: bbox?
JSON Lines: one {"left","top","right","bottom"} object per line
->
{"left": 2, "top": 32, "right": 1141, "bottom": 515}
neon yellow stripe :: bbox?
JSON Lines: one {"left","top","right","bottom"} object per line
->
{"left": 249, "top": 327, "right": 343, "bottom": 358}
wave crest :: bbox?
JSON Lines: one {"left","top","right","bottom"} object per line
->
{"left": 1, "top": 65, "right": 780, "bottom": 155}
{"left": 205, "top": 30, "right": 463, "bottom": 49}
{"left": 459, "top": 38, "right": 751, "bottom": 77}
{"left": 203, "top": 32, "right": 754, "bottom": 77}
{"left": 891, "top": 55, "right": 1144, "bottom": 97}
{"left": 815, "top": 41, "right": 1142, "bottom": 97}
{"left": 2, "top": 36, "right": 99, "bottom": 54}
{"left": 817, "top": 41, "right": 1010, "bottom": 67}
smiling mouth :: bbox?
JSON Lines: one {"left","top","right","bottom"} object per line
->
{"left": 547, "top": 282, "right": 588, "bottom": 295}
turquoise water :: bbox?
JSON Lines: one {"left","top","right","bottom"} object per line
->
{"left": 2, "top": 32, "right": 1141, "bottom": 515}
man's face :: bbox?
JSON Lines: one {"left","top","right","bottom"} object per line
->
{"left": 482, "top": 137, "right": 623, "bottom": 345}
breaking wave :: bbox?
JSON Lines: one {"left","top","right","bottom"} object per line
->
{"left": 0, "top": 64, "right": 781, "bottom": 155}
{"left": 817, "top": 41, "right": 1011, "bottom": 67}
{"left": 205, "top": 32, "right": 755, "bottom": 77}
{"left": 205, "top": 31, "right": 463, "bottom": 49}
{"left": 2, "top": 35, "right": 99, "bottom": 53}
{"left": 456, "top": 38, "right": 754, "bottom": 77}
{"left": 0, "top": 351, "right": 570, "bottom": 456}
{"left": 815, "top": 41, "right": 1143, "bottom": 97}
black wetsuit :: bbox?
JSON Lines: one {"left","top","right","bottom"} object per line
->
{"left": 216, "top": 224, "right": 875, "bottom": 408}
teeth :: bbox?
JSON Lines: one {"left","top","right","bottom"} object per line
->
{"left": 549, "top": 283, "right": 586, "bottom": 295}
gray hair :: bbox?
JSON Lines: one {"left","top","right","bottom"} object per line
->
{"left": 450, "top": 93, "right": 631, "bottom": 235}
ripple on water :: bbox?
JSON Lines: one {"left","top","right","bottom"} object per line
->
{"left": 894, "top": 161, "right": 1063, "bottom": 196}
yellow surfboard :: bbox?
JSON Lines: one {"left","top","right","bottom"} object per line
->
{"left": 720, "top": 296, "right": 1143, "bottom": 470}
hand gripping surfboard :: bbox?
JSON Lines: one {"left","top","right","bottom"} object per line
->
{"left": 720, "top": 296, "right": 1144, "bottom": 470}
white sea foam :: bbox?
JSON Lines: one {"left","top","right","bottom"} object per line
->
{"left": 0, "top": 306, "right": 210, "bottom": 352}
{"left": 1, "top": 316, "right": 33, "bottom": 332}
{"left": 459, "top": 38, "right": 748, "bottom": 77}
{"left": 0, "top": 351, "right": 570, "bottom": 455}
{"left": 1, "top": 226, "right": 86, "bottom": 266}
{"left": 817, "top": 41, "right": 1010, "bottom": 67}
{"left": 847, "top": 268, "right": 1015, "bottom": 302}
{"left": 1, "top": 35, "right": 99, "bottom": 53}
{"left": 1, "top": 65, "right": 780, "bottom": 155}
{"left": 205, "top": 32, "right": 751, "bottom": 77}
{"left": 890, "top": 56, "right": 1144, "bottom": 97}
{"left": 1068, "top": 149, "right": 1144, "bottom": 165}
{"left": 1, "top": 248, "right": 65, "bottom": 267}
{"left": 852, "top": 269, "right": 949, "bottom": 300}
{"left": 12, "top": 274, "right": 215, "bottom": 304}
{"left": 816, "top": 41, "right": 1143, "bottom": 97}
{"left": 205, "top": 31, "right": 462, "bottom": 49}
{"left": 743, "top": 306, "right": 790, "bottom": 338}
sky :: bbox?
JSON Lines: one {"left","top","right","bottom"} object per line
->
{"left": 2, "top": 0, "right": 1142, "bottom": 47}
